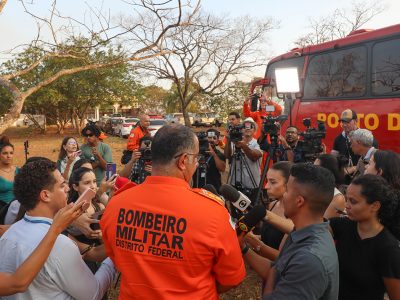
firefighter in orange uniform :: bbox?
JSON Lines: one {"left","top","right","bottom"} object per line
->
{"left": 101, "top": 124, "right": 245, "bottom": 300}
{"left": 126, "top": 114, "right": 150, "bottom": 151}
{"left": 243, "top": 89, "right": 282, "bottom": 140}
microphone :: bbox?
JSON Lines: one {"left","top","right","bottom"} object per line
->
{"left": 219, "top": 184, "right": 252, "bottom": 212}
{"left": 203, "top": 184, "right": 219, "bottom": 196}
{"left": 236, "top": 205, "right": 266, "bottom": 237}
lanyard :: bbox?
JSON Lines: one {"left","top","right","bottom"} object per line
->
{"left": 23, "top": 217, "right": 52, "bottom": 226}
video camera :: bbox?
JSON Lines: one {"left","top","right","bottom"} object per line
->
{"left": 196, "top": 132, "right": 209, "bottom": 156}
{"left": 228, "top": 124, "right": 244, "bottom": 143}
{"left": 261, "top": 114, "right": 288, "bottom": 144}
{"left": 298, "top": 118, "right": 326, "bottom": 162}
{"left": 140, "top": 140, "right": 152, "bottom": 162}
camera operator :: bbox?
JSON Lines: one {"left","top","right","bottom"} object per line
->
{"left": 225, "top": 117, "right": 263, "bottom": 202}
{"left": 192, "top": 129, "right": 226, "bottom": 191}
{"left": 119, "top": 135, "right": 152, "bottom": 184}
{"left": 243, "top": 87, "right": 282, "bottom": 139}
{"left": 278, "top": 126, "right": 304, "bottom": 163}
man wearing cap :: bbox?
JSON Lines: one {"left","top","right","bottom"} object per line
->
{"left": 225, "top": 117, "right": 263, "bottom": 203}
{"left": 331, "top": 109, "right": 378, "bottom": 173}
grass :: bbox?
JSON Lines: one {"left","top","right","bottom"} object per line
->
{"left": 4, "top": 126, "right": 262, "bottom": 300}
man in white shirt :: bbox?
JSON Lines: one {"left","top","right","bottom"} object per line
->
{"left": 225, "top": 117, "right": 263, "bottom": 203}
{"left": 0, "top": 160, "right": 115, "bottom": 300}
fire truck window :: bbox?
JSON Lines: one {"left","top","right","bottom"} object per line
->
{"left": 372, "top": 38, "right": 400, "bottom": 96}
{"left": 304, "top": 46, "right": 367, "bottom": 99}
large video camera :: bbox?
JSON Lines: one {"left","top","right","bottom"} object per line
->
{"left": 228, "top": 124, "right": 244, "bottom": 143}
{"left": 261, "top": 114, "right": 288, "bottom": 144}
{"left": 298, "top": 118, "right": 326, "bottom": 162}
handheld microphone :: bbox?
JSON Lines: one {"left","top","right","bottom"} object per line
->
{"left": 236, "top": 205, "right": 266, "bottom": 237}
{"left": 219, "top": 184, "right": 252, "bottom": 212}
{"left": 203, "top": 184, "right": 219, "bottom": 196}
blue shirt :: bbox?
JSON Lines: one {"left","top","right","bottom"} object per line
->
{"left": 264, "top": 222, "right": 339, "bottom": 300}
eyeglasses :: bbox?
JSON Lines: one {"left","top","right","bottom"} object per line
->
{"left": 174, "top": 152, "right": 200, "bottom": 162}
{"left": 67, "top": 141, "right": 77, "bottom": 145}
{"left": 84, "top": 133, "right": 94, "bottom": 137}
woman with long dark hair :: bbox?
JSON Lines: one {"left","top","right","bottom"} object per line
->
{"left": 0, "top": 136, "right": 19, "bottom": 209}
{"left": 364, "top": 149, "right": 400, "bottom": 189}
{"left": 57, "top": 136, "right": 80, "bottom": 180}
{"left": 330, "top": 175, "right": 400, "bottom": 300}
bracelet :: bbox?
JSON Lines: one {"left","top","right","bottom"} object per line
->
{"left": 284, "top": 147, "right": 292, "bottom": 151}
{"left": 241, "top": 243, "right": 250, "bottom": 255}
{"left": 80, "top": 243, "right": 96, "bottom": 255}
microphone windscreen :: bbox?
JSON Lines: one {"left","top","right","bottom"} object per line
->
{"left": 219, "top": 184, "right": 240, "bottom": 202}
{"left": 203, "top": 184, "right": 218, "bottom": 196}
{"left": 240, "top": 205, "right": 266, "bottom": 228}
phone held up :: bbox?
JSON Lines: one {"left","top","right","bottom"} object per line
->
{"left": 74, "top": 188, "right": 96, "bottom": 211}
{"left": 106, "top": 163, "right": 117, "bottom": 180}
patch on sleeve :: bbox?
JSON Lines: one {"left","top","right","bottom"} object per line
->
{"left": 129, "top": 133, "right": 135, "bottom": 138}
{"left": 192, "top": 188, "right": 225, "bottom": 206}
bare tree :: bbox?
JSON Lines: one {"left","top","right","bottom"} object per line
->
{"left": 295, "top": 0, "right": 386, "bottom": 48}
{"left": 0, "top": 0, "right": 199, "bottom": 133}
{"left": 138, "top": 11, "right": 276, "bottom": 125}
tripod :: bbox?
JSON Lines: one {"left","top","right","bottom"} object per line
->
{"left": 193, "top": 154, "right": 208, "bottom": 188}
{"left": 227, "top": 146, "right": 258, "bottom": 193}
{"left": 254, "top": 134, "right": 280, "bottom": 206}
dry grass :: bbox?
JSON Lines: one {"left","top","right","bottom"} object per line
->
{"left": 5, "top": 126, "right": 262, "bottom": 300}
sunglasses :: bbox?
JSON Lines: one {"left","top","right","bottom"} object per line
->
{"left": 84, "top": 133, "right": 95, "bottom": 137}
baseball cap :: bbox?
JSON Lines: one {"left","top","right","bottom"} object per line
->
{"left": 340, "top": 109, "right": 357, "bottom": 122}
{"left": 99, "top": 132, "right": 108, "bottom": 140}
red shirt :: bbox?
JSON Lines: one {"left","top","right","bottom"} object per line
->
{"left": 100, "top": 176, "right": 245, "bottom": 300}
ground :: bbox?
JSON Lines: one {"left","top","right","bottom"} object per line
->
{"left": 4, "top": 126, "right": 262, "bottom": 300}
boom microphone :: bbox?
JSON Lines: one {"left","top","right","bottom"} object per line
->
{"left": 236, "top": 205, "right": 266, "bottom": 237}
{"left": 219, "top": 184, "right": 252, "bottom": 212}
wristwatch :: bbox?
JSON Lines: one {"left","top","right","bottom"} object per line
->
{"left": 241, "top": 243, "right": 250, "bottom": 255}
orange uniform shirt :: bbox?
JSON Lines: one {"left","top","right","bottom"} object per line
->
{"left": 243, "top": 101, "right": 282, "bottom": 139}
{"left": 126, "top": 126, "right": 148, "bottom": 151}
{"left": 100, "top": 176, "right": 245, "bottom": 300}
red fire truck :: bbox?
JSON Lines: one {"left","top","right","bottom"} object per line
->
{"left": 252, "top": 23, "right": 400, "bottom": 152}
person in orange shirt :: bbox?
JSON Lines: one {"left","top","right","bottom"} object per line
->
{"left": 126, "top": 114, "right": 150, "bottom": 151}
{"left": 101, "top": 124, "right": 245, "bottom": 300}
{"left": 243, "top": 91, "right": 282, "bottom": 140}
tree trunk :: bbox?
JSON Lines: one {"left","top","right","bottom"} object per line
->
{"left": 182, "top": 102, "right": 192, "bottom": 127}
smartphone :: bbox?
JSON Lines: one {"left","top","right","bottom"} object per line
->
{"left": 74, "top": 150, "right": 82, "bottom": 157}
{"left": 90, "top": 210, "right": 104, "bottom": 230}
{"left": 74, "top": 188, "right": 96, "bottom": 211}
{"left": 106, "top": 163, "right": 117, "bottom": 180}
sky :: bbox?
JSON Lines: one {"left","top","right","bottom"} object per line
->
{"left": 1, "top": 0, "right": 399, "bottom": 80}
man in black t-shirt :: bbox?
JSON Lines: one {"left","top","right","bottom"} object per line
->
{"left": 331, "top": 109, "right": 378, "bottom": 168}
{"left": 192, "top": 129, "right": 226, "bottom": 191}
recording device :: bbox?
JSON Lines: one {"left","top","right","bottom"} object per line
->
{"left": 73, "top": 150, "right": 82, "bottom": 157}
{"left": 251, "top": 93, "right": 260, "bottom": 111}
{"left": 196, "top": 132, "right": 209, "bottom": 155}
{"left": 74, "top": 188, "right": 96, "bottom": 211}
{"left": 106, "top": 163, "right": 117, "bottom": 180}
{"left": 236, "top": 205, "right": 266, "bottom": 237}
{"left": 140, "top": 140, "right": 152, "bottom": 162}
{"left": 261, "top": 114, "right": 288, "bottom": 142}
{"left": 203, "top": 184, "right": 219, "bottom": 196}
{"left": 228, "top": 124, "right": 244, "bottom": 143}
{"left": 90, "top": 210, "right": 104, "bottom": 230}
{"left": 219, "top": 184, "right": 252, "bottom": 212}
{"left": 297, "top": 118, "right": 326, "bottom": 162}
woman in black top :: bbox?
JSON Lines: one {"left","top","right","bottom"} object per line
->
{"left": 245, "top": 162, "right": 293, "bottom": 259}
{"left": 330, "top": 175, "right": 400, "bottom": 300}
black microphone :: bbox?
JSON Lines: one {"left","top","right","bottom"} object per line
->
{"left": 203, "top": 184, "right": 219, "bottom": 196}
{"left": 219, "top": 184, "right": 252, "bottom": 212}
{"left": 236, "top": 205, "right": 266, "bottom": 237}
